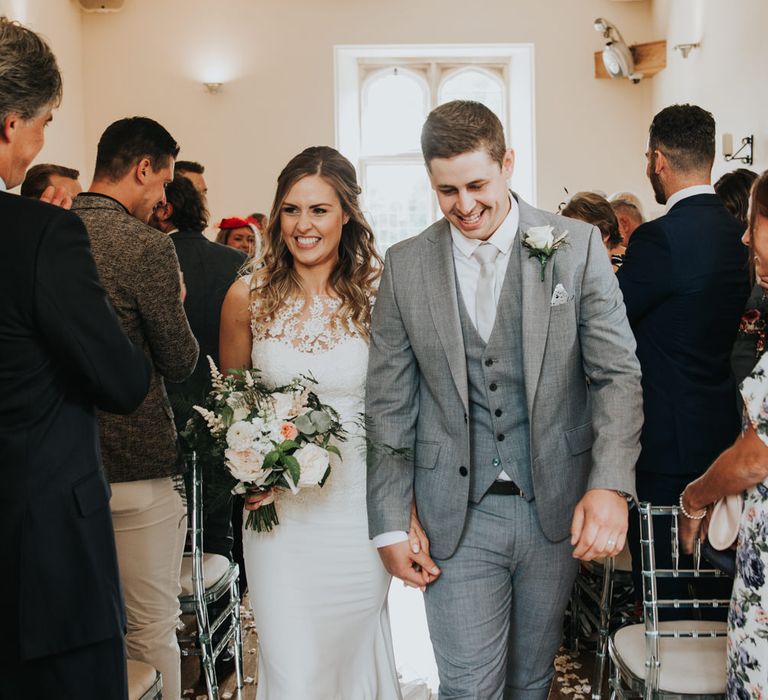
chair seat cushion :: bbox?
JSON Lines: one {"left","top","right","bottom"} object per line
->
{"left": 127, "top": 659, "right": 157, "bottom": 700}
{"left": 613, "top": 619, "right": 727, "bottom": 694}
{"left": 180, "top": 553, "right": 230, "bottom": 595}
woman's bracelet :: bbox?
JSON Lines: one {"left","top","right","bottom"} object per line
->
{"left": 678, "top": 492, "right": 707, "bottom": 520}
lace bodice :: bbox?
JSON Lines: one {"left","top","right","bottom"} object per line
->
{"left": 250, "top": 294, "right": 369, "bottom": 519}
{"left": 251, "top": 295, "right": 365, "bottom": 354}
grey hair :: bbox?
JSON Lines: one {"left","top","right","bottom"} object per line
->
{"left": 0, "top": 17, "right": 62, "bottom": 124}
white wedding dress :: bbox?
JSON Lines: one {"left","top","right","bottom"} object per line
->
{"left": 243, "top": 293, "right": 427, "bottom": 700}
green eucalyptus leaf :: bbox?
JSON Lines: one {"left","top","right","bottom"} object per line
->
{"left": 310, "top": 410, "right": 332, "bottom": 433}
{"left": 294, "top": 413, "right": 316, "bottom": 435}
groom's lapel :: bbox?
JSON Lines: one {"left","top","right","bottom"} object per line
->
{"left": 424, "top": 221, "right": 469, "bottom": 411}
{"left": 518, "top": 195, "right": 555, "bottom": 416}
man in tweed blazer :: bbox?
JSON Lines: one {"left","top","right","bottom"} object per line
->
{"left": 367, "top": 101, "right": 643, "bottom": 698}
{"left": 71, "top": 117, "right": 198, "bottom": 700}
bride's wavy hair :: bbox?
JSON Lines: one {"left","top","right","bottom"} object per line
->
{"left": 247, "top": 146, "right": 382, "bottom": 337}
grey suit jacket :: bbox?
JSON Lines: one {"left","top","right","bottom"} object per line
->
{"left": 72, "top": 193, "right": 199, "bottom": 483}
{"left": 366, "top": 194, "right": 643, "bottom": 559}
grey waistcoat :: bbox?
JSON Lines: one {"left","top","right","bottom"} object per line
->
{"left": 456, "top": 240, "right": 535, "bottom": 503}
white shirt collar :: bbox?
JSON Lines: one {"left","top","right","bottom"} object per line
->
{"left": 449, "top": 194, "right": 519, "bottom": 259}
{"left": 0, "top": 176, "right": 6, "bottom": 192}
{"left": 665, "top": 184, "right": 715, "bottom": 213}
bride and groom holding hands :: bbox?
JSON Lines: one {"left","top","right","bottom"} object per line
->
{"left": 225, "top": 99, "right": 643, "bottom": 700}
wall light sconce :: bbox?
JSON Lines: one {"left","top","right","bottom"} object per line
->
{"left": 203, "top": 82, "right": 223, "bottom": 94}
{"left": 723, "top": 134, "right": 754, "bottom": 165}
{"left": 673, "top": 42, "right": 700, "bottom": 59}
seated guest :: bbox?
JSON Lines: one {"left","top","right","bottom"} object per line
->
{"left": 216, "top": 216, "right": 257, "bottom": 257}
{"left": 248, "top": 211, "right": 267, "bottom": 230}
{"left": 71, "top": 117, "right": 199, "bottom": 700}
{"left": 20, "top": 162, "right": 82, "bottom": 202}
{"left": 175, "top": 159, "right": 208, "bottom": 203}
{"left": 609, "top": 191, "right": 645, "bottom": 245}
{"left": 679, "top": 171, "right": 768, "bottom": 698}
{"left": 561, "top": 191, "right": 625, "bottom": 271}
{"left": 0, "top": 17, "right": 151, "bottom": 700}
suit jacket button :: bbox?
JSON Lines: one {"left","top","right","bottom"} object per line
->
{"left": 459, "top": 466, "right": 468, "bottom": 477}
{"left": 485, "top": 358, "right": 494, "bottom": 367}
{"left": 497, "top": 433, "right": 505, "bottom": 441}
{"left": 494, "top": 408, "right": 502, "bottom": 417}
{"left": 489, "top": 383, "right": 497, "bottom": 391}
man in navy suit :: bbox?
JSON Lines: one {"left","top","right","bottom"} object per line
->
{"left": 0, "top": 16, "right": 151, "bottom": 699}
{"left": 618, "top": 104, "right": 749, "bottom": 595}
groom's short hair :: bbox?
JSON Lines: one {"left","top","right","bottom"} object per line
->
{"left": 421, "top": 100, "right": 506, "bottom": 170}
{"left": 649, "top": 104, "right": 715, "bottom": 174}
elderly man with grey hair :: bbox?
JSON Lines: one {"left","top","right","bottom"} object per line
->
{"left": 608, "top": 191, "right": 646, "bottom": 245}
{"left": 0, "top": 15, "right": 151, "bottom": 700}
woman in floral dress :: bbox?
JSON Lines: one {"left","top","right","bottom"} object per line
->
{"left": 680, "top": 171, "right": 768, "bottom": 698}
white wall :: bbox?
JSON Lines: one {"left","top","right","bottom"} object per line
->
{"left": 0, "top": 0, "right": 87, "bottom": 179}
{"left": 78, "top": 0, "right": 656, "bottom": 223}
{"left": 652, "top": 0, "right": 767, "bottom": 181}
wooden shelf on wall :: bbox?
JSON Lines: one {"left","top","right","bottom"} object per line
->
{"left": 594, "top": 40, "right": 667, "bottom": 79}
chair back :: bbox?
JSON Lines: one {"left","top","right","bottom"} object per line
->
{"left": 638, "top": 502, "right": 730, "bottom": 692}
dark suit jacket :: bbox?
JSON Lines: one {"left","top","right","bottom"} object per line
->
{"left": 71, "top": 194, "right": 199, "bottom": 483}
{"left": 166, "top": 229, "right": 246, "bottom": 431}
{"left": 617, "top": 193, "right": 749, "bottom": 479}
{"left": 0, "top": 191, "right": 151, "bottom": 660}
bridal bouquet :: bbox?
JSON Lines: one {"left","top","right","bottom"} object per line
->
{"left": 184, "top": 357, "right": 346, "bottom": 532}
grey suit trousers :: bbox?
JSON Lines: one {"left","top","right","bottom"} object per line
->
{"left": 423, "top": 493, "right": 578, "bottom": 699}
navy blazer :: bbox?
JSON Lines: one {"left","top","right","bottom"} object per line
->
{"left": 617, "top": 193, "right": 749, "bottom": 478}
{"left": 0, "top": 191, "right": 151, "bottom": 660}
{"left": 167, "top": 229, "right": 246, "bottom": 430}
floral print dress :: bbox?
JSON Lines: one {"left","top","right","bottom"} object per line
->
{"left": 728, "top": 353, "right": 768, "bottom": 698}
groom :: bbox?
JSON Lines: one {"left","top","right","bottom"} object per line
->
{"left": 367, "top": 100, "right": 643, "bottom": 698}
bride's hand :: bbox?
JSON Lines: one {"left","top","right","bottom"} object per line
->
{"left": 244, "top": 488, "right": 276, "bottom": 511}
{"left": 408, "top": 501, "right": 431, "bottom": 558}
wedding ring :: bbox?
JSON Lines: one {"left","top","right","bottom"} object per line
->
{"left": 607, "top": 539, "right": 616, "bottom": 546}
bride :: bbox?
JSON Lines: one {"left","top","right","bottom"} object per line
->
{"left": 220, "top": 146, "right": 412, "bottom": 699}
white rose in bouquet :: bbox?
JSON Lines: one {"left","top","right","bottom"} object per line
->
{"left": 524, "top": 225, "right": 555, "bottom": 250}
{"left": 295, "top": 443, "right": 331, "bottom": 487}
{"left": 226, "top": 420, "right": 260, "bottom": 451}
{"left": 225, "top": 448, "right": 272, "bottom": 486}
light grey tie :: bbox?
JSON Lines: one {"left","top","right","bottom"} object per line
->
{"left": 473, "top": 243, "right": 500, "bottom": 341}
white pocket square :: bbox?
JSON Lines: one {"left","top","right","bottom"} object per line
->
{"left": 550, "top": 283, "right": 569, "bottom": 306}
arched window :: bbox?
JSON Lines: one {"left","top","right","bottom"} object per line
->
{"left": 336, "top": 46, "right": 534, "bottom": 252}
{"left": 439, "top": 68, "right": 505, "bottom": 125}
{"left": 362, "top": 68, "right": 428, "bottom": 156}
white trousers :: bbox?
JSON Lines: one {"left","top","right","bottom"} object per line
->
{"left": 111, "top": 477, "right": 186, "bottom": 700}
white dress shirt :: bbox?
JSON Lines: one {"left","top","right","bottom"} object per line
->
{"left": 0, "top": 176, "right": 6, "bottom": 191}
{"left": 664, "top": 184, "right": 715, "bottom": 214}
{"left": 374, "top": 196, "right": 519, "bottom": 548}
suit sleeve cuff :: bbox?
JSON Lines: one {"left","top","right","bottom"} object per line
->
{"left": 373, "top": 531, "right": 409, "bottom": 548}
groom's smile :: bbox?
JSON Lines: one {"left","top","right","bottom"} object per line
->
{"left": 428, "top": 147, "right": 514, "bottom": 241}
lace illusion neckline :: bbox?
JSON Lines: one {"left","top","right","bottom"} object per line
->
{"left": 251, "top": 294, "right": 364, "bottom": 354}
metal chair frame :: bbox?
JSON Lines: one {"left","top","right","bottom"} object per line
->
{"left": 178, "top": 452, "right": 244, "bottom": 700}
{"left": 608, "top": 503, "right": 730, "bottom": 700}
{"left": 569, "top": 554, "right": 638, "bottom": 699}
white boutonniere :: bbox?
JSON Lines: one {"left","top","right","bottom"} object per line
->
{"left": 521, "top": 225, "right": 568, "bottom": 282}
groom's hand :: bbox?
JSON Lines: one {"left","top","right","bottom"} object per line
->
{"left": 378, "top": 540, "right": 441, "bottom": 592}
{"left": 570, "top": 489, "right": 628, "bottom": 561}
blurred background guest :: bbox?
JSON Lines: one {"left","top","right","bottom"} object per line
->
{"left": 216, "top": 216, "right": 257, "bottom": 257}
{"left": 715, "top": 167, "right": 757, "bottom": 230}
{"left": 561, "top": 191, "right": 625, "bottom": 271}
{"left": 175, "top": 159, "right": 208, "bottom": 204}
{"left": 609, "top": 191, "right": 645, "bottom": 246}
{"left": 20, "top": 162, "right": 82, "bottom": 201}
